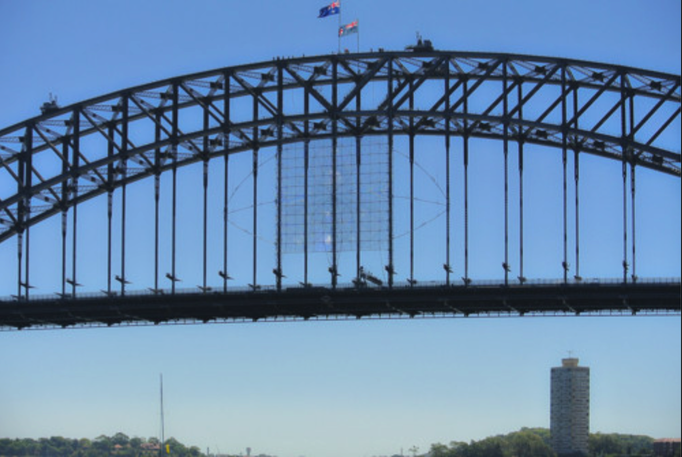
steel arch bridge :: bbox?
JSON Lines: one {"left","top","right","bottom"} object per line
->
{"left": 0, "top": 50, "right": 680, "bottom": 329}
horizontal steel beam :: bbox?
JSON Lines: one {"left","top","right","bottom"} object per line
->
{"left": 1, "top": 280, "right": 679, "bottom": 330}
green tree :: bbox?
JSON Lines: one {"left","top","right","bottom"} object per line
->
{"left": 24, "top": 438, "right": 40, "bottom": 456}
{"left": 520, "top": 428, "right": 553, "bottom": 448}
{"left": 429, "top": 443, "right": 455, "bottom": 457}
{"left": 130, "top": 437, "right": 143, "bottom": 447}
{"left": 92, "top": 435, "right": 113, "bottom": 454}
{"left": 112, "top": 433, "right": 130, "bottom": 447}
{"left": 462, "top": 437, "right": 505, "bottom": 457}
{"left": 0, "top": 434, "right": 206, "bottom": 457}
{"left": 508, "top": 430, "right": 556, "bottom": 457}
{"left": 79, "top": 438, "right": 92, "bottom": 450}
{"left": 589, "top": 433, "right": 623, "bottom": 456}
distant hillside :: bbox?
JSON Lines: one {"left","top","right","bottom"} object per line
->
{"left": 424, "top": 428, "right": 667, "bottom": 457}
{"left": 0, "top": 433, "right": 202, "bottom": 457}
{"left": 2, "top": 429, "right": 676, "bottom": 457}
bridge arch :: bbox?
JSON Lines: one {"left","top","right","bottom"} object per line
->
{"left": 0, "top": 50, "right": 680, "bottom": 305}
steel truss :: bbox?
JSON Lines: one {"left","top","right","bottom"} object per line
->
{"left": 0, "top": 50, "right": 680, "bottom": 309}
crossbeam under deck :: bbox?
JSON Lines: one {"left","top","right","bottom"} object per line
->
{"left": 1, "top": 280, "right": 679, "bottom": 330}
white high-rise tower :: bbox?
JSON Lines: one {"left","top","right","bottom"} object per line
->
{"left": 550, "top": 357, "right": 590, "bottom": 456}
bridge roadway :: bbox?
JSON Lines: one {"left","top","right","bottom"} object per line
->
{"left": 1, "top": 279, "right": 679, "bottom": 329}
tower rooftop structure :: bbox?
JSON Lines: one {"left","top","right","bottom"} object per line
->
{"left": 562, "top": 357, "right": 580, "bottom": 367}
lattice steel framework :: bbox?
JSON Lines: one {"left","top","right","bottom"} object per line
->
{"left": 1, "top": 50, "right": 680, "bottom": 303}
{"left": 281, "top": 138, "right": 389, "bottom": 254}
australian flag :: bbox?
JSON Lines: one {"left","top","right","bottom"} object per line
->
{"left": 338, "top": 19, "right": 358, "bottom": 37}
{"left": 318, "top": 1, "right": 340, "bottom": 18}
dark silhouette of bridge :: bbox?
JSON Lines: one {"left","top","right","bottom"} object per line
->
{"left": 1, "top": 50, "right": 680, "bottom": 329}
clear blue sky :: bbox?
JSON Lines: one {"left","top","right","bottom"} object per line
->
{"left": 0, "top": 1, "right": 680, "bottom": 457}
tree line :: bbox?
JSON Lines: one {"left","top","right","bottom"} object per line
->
{"left": 423, "top": 428, "right": 674, "bottom": 457}
{"left": 0, "top": 433, "right": 202, "bottom": 457}
{"left": 1, "top": 429, "right": 678, "bottom": 457}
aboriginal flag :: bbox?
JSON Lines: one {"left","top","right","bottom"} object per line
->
{"left": 339, "top": 19, "right": 359, "bottom": 37}
{"left": 318, "top": 1, "right": 340, "bottom": 18}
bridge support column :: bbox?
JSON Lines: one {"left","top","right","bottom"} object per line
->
{"left": 303, "top": 88, "right": 310, "bottom": 287}
{"left": 463, "top": 77, "right": 470, "bottom": 286}
{"left": 71, "top": 110, "right": 80, "bottom": 298}
{"left": 18, "top": 123, "right": 33, "bottom": 300}
{"left": 572, "top": 87, "right": 581, "bottom": 282}
{"left": 561, "top": 66, "right": 569, "bottom": 285}
{"left": 331, "top": 58, "right": 338, "bottom": 290}
{"left": 120, "top": 95, "right": 129, "bottom": 296}
{"left": 171, "top": 83, "right": 179, "bottom": 294}
{"left": 502, "top": 61, "right": 504, "bottom": 286}
{"left": 444, "top": 64, "right": 451, "bottom": 286}
{"left": 252, "top": 91, "right": 259, "bottom": 291}
{"left": 387, "top": 57, "right": 394, "bottom": 288}
{"left": 355, "top": 71, "right": 363, "bottom": 284}
{"left": 620, "top": 74, "right": 629, "bottom": 284}
{"left": 107, "top": 125, "right": 114, "bottom": 296}
{"left": 222, "top": 71, "right": 231, "bottom": 293}
{"left": 202, "top": 100, "right": 210, "bottom": 293}
{"left": 517, "top": 81, "right": 526, "bottom": 284}
{"left": 409, "top": 77, "right": 415, "bottom": 287}
{"left": 61, "top": 138, "right": 69, "bottom": 298}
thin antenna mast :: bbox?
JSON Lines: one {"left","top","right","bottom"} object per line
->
{"left": 160, "top": 374, "right": 166, "bottom": 450}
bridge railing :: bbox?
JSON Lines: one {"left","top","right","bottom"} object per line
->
{"left": 3, "top": 276, "right": 680, "bottom": 304}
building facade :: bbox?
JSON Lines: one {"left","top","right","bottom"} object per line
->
{"left": 653, "top": 438, "right": 681, "bottom": 457}
{"left": 550, "top": 358, "right": 590, "bottom": 456}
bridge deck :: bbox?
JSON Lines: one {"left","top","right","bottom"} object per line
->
{"left": 2, "top": 280, "right": 679, "bottom": 330}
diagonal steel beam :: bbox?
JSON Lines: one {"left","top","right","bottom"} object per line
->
{"left": 391, "top": 56, "right": 448, "bottom": 111}
{"left": 446, "top": 58, "right": 504, "bottom": 115}
{"left": 507, "top": 64, "right": 562, "bottom": 119}
{"left": 589, "top": 96, "right": 624, "bottom": 135}
{"left": 179, "top": 82, "right": 225, "bottom": 126}
{"left": 646, "top": 107, "right": 681, "bottom": 147}
{"left": 337, "top": 57, "right": 389, "bottom": 112}
{"left": 80, "top": 107, "right": 153, "bottom": 173}
{"left": 566, "top": 72, "right": 621, "bottom": 127}
{"left": 632, "top": 82, "right": 681, "bottom": 137}
{"left": 232, "top": 72, "right": 278, "bottom": 117}
{"left": 284, "top": 64, "right": 357, "bottom": 134}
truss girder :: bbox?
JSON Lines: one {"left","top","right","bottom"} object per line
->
{"left": 1, "top": 281, "right": 679, "bottom": 330}
{"left": 0, "top": 51, "right": 680, "bottom": 242}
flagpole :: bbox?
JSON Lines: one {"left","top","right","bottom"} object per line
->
{"left": 337, "top": 0, "right": 341, "bottom": 52}
{"left": 357, "top": 19, "right": 360, "bottom": 53}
